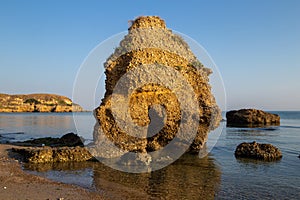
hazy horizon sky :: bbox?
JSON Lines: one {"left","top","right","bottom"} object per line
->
{"left": 1, "top": 1, "right": 299, "bottom": 111}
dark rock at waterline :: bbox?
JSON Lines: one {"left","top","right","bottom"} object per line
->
{"left": 11, "top": 132, "right": 84, "bottom": 147}
{"left": 12, "top": 137, "right": 60, "bottom": 146}
{"left": 12, "top": 146, "right": 94, "bottom": 163}
{"left": 235, "top": 141, "right": 282, "bottom": 161}
{"left": 59, "top": 132, "right": 84, "bottom": 147}
{"left": 226, "top": 109, "right": 280, "bottom": 127}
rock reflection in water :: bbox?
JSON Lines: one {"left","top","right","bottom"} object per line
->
{"left": 24, "top": 154, "right": 220, "bottom": 199}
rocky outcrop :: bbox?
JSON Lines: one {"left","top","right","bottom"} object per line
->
{"left": 226, "top": 109, "right": 280, "bottom": 127}
{"left": 0, "top": 93, "right": 83, "bottom": 112}
{"left": 235, "top": 141, "right": 282, "bottom": 161}
{"left": 93, "top": 16, "right": 221, "bottom": 157}
{"left": 11, "top": 133, "right": 90, "bottom": 163}
{"left": 12, "top": 146, "right": 93, "bottom": 163}
{"left": 12, "top": 132, "right": 84, "bottom": 147}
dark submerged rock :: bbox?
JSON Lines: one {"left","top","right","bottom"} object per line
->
{"left": 226, "top": 109, "right": 280, "bottom": 127}
{"left": 59, "top": 132, "right": 84, "bottom": 147}
{"left": 12, "top": 132, "right": 84, "bottom": 147}
{"left": 235, "top": 141, "right": 282, "bottom": 161}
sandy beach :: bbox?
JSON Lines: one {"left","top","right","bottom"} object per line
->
{"left": 0, "top": 144, "right": 105, "bottom": 200}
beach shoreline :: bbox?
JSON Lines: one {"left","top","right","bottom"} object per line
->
{"left": 0, "top": 144, "right": 105, "bottom": 200}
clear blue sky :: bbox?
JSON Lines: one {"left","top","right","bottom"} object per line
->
{"left": 1, "top": 0, "right": 299, "bottom": 111}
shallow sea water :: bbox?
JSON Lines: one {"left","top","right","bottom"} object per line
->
{"left": 0, "top": 111, "right": 299, "bottom": 199}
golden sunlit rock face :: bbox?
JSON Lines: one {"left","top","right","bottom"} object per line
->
{"left": 93, "top": 16, "right": 221, "bottom": 155}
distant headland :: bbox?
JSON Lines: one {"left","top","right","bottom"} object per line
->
{"left": 0, "top": 93, "right": 83, "bottom": 112}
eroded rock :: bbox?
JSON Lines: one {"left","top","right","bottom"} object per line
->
{"left": 12, "top": 146, "right": 93, "bottom": 163}
{"left": 235, "top": 141, "right": 282, "bottom": 161}
{"left": 226, "top": 109, "right": 280, "bottom": 127}
{"left": 93, "top": 16, "right": 221, "bottom": 157}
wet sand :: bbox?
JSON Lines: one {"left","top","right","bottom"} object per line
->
{"left": 0, "top": 144, "right": 105, "bottom": 200}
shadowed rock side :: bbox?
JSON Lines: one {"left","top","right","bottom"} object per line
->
{"left": 11, "top": 132, "right": 84, "bottom": 147}
{"left": 226, "top": 109, "right": 280, "bottom": 127}
{"left": 235, "top": 141, "right": 282, "bottom": 161}
{"left": 93, "top": 16, "right": 221, "bottom": 157}
{"left": 0, "top": 93, "right": 83, "bottom": 112}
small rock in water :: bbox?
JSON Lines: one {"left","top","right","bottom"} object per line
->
{"left": 235, "top": 141, "right": 282, "bottom": 161}
{"left": 226, "top": 109, "right": 280, "bottom": 127}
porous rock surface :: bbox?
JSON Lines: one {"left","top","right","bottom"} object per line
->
{"left": 226, "top": 109, "right": 280, "bottom": 127}
{"left": 12, "top": 146, "right": 93, "bottom": 163}
{"left": 11, "top": 133, "right": 89, "bottom": 163}
{"left": 235, "top": 141, "right": 282, "bottom": 161}
{"left": 93, "top": 16, "right": 221, "bottom": 156}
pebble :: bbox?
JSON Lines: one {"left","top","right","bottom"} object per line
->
{"left": 4, "top": 186, "right": 7, "bottom": 189}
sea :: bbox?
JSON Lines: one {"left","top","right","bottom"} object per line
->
{"left": 0, "top": 111, "right": 299, "bottom": 199}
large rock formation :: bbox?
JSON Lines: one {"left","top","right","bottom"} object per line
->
{"left": 226, "top": 109, "right": 280, "bottom": 127}
{"left": 93, "top": 16, "right": 221, "bottom": 156}
{"left": 235, "top": 141, "right": 282, "bottom": 161}
{"left": 0, "top": 93, "right": 83, "bottom": 112}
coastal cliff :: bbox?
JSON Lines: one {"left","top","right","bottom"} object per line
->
{"left": 0, "top": 93, "right": 83, "bottom": 112}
